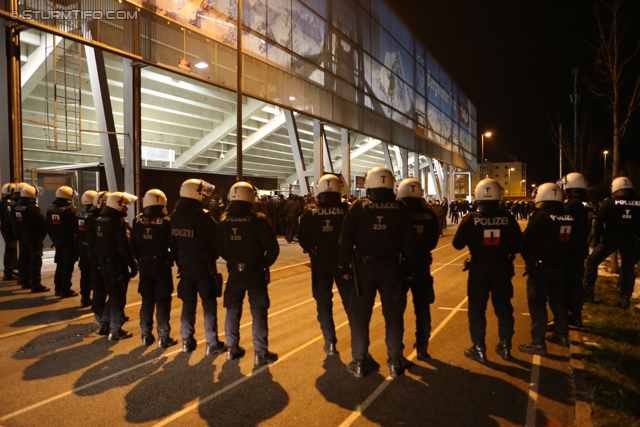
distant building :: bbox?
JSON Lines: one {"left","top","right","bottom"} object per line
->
{"left": 471, "top": 162, "right": 527, "bottom": 199}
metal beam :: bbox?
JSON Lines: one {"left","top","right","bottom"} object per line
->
{"left": 341, "top": 129, "right": 350, "bottom": 194}
{"left": 313, "top": 119, "right": 323, "bottom": 190}
{"left": 284, "top": 109, "right": 309, "bottom": 195}
{"left": 413, "top": 153, "right": 420, "bottom": 180}
{"left": 1, "top": 23, "right": 23, "bottom": 183}
{"left": 173, "top": 98, "right": 264, "bottom": 168}
{"left": 321, "top": 123, "right": 333, "bottom": 173}
{"left": 123, "top": 58, "right": 142, "bottom": 221}
{"left": 84, "top": 36, "right": 124, "bottom": 191}
{"left": 204, "top": 110, "right": 287, "bottom": 171}
{"left": 400, "top": 148, "right": 408, "bottom": 179}
{"left": 382, "top": 142, "right": 394, "bottom": 172}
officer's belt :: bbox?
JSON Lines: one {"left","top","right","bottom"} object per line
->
{"left": 228, "top": 262, "right": 261, "bottom": 273}
{"left": 139, "top": 253, "right": 168, "bottom": 262}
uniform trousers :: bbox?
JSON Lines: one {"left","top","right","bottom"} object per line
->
{"left": 138, "top": 259, "right": 174, "bottom": 339}
{"left": 349, "top": 258, "right": 406, "bottom": 362}
{"left": 564, "top": 246, "right": 588, "bottom": 315}
{"left": 177, "top": 261, "right": 219, "bottom": 344}
{"left": 18, "top": 239, "right": 43, "bottom": 287}
{"left": 404, "top": 261, "right": 435, "bottom": 347}
{"left": 585, "top": 238, "right": 639, "bottom": 298}
{"left": 285, "top": 218, "right": 298, "bottom": 243}
{"left": 224, "top": 269, "right": 269, "bottom": 353}
{"left": 467, "top": 260, "right": 514, "bottom": 346}
{"left": 311, "top": 255, "right": 353, "bottom": 345}
{"left": 91, "top": 257, "right": 109, "bottom": 322}
{"left": 1, "top": 232, "right": 17, "bottom": 274}
{"left": 54, "top": 246, "right": 77, "bottom": 295}
{"left": 98, "top": 255, "right": 129, "bottom": 331}
{"left": 77, "top": 245, "right": 92, "bottom": 300}
{"left": 527, "top": 264, "right": 567, "bottom": 342}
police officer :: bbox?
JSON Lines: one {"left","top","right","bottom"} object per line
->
{"left": 217, "top": 181, "right": 280, "bottom": 367}
{"left": 46, "top": 186, "right": 79, "bottom": 298}
{"left": 1, "top": 183, "right": 18, "bottom": 281}
{"left": 452, "top": 178, "right": 523, "bottom": 362}
{"left": 519, "top": 183, "right": 575, "bottom": 355}
{"left": 92, "top": 192, "right": 138, "bottom": 341}
{"left": 131, "top": 189, "right": 179, "bottom": 348}
{"left": 12, "top": 185, "right": 50, "bottom": 293}
{"left": 87, "top": 191, "right": 111, "bottom": 331}
{"left": 76, "top": 190, "right": 97, "bottom": 307}
{"left": 338, "top": 166, "right": 415, "bottom": 378}
{"left": 584, "top": 177, "right": 640, "bottom": 309}
{"left": 9, "top": 183, "right": 30, "bottom": 288}
{"left": 171, "top": 179, "right": 225, "bottom": 355}
{"left": 396, "top": 178, "right": 440, "bottom": 360}
{"left": 298, "top": 174, "right": 352, "bottom": 356}
{"left": 558, "top": 173, "right": 592, "bottom": 326}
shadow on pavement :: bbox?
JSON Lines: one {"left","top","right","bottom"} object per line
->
{"left": 23, "top": 337, "right": 118, "bottom": 381}
{"left": 75, "top": 345, "right": 166, "bottom": 396}
{"left": 10, "top": 305, "right": 92, "bottom": 327}
{"left": 198, "top": 363, "right": 289, "bottom": 426}
{"left": 0, "top": 294, "right": 59, "bottom": 311}
{"left": 12, "top": 322, "right": 97, "bottom": 360}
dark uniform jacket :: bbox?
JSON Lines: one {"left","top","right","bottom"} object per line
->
{"left": 401, "top": 198, "right": 440, "bottom": 264}
{"left": 522, "top": 205, "right": 575, "bottom": 267}
{"left": 46, "top": 198, "right": 78, "bottom": 250}
{"left": 298, "top": 200, "right": 349, "bottom": 259}
{"left": 12, "top": 198, "right": 47, "bottom": 244}
{"left": 0, "top": 195, "right": 14, "bottom": 239}
{"left": 338, "top": 195, "right": 415, "bottom": 267}
{"left": 564, "top": 196, "right": 593, "bottom": 249}
{"left": 216, "top": 211, "right": 279, "bottom": 268}
{"left": 170, "top": 198, "right": 218, "bottom": 264}
{"left": 131, "top": 213, "right": 176, "bottom": 261}
{"left": 92, "top": 206, "right": 136, "bottom": 268}
{"left": 452, "top": 209, "right": 523, "bottom": 261}
{"left": 592, "top": 194, "right": 640, "bottom": 245}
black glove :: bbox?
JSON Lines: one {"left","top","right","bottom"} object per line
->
{"left": 129, "top": 263, "right": 138, "bottom": 278}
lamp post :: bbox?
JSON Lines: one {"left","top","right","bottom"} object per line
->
{"left": 531, "top": 183, "right": 536, "bottom": 197}
{"left": 521, "top": 179, "right": 525, "bottom": 197}
{"left": 481, "top": 132, "right": 492, "bottom": 166}
{"left": 507, "top": 167, "right": 514, "bottom": 200}
{"left": 603, "top": 150, "right": 608, "bottom": 183}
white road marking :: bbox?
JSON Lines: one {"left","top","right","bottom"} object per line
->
{"left": 339, "top": 296, "right": 469, "bottom": 427}
{"left": 438, "top": 307, "right": 468, "bottom": 312}
{"left": 525, "top": 354, "right": 542, "bottom": 427}
{"left": 0, "top": 294, "right": 319, "bottom": 422}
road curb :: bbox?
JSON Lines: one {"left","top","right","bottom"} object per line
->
{"left": 569, "top": 328, "right": 594, "bottom": 427}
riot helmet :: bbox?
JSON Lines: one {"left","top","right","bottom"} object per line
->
{"left": 180, "top": 179, "right": 215, "bottom": 201}
{"left": 20, "top": 185, "right": 39, "bottom": 199}
{"left": 474, "top": 178, "right": 503, "bottom": 201}
{"left": 611, "top": 177, "right": 634, "bottom": 197}
{"left": 317, "top": 174, "right": 343, "bottom": 204}
{"left": 105, "top": 192, "right": 137, "bottom": 212}
{"left": 226, "top": 181, "right": 257, "bottom": 214}
{"left": 365, "top": 166, "right": 395, "bottom": 201}
{"left": 562, "top": 173, "right": 587, "bottom": 190}
{"left": 93, "top": 191, "right": 111, "bottom": 211}
{"left": 56, "top": 186, "right": 77, "bottom": 201}
{"left": 535, "top": 183, "right": 563, "bottom": 203}
{"left": 80, "top": 190, "right": 97, "bottom": 213}
{"left": 11, "top": 182, "right": 29, "bottom": 201}
{"left": 143, "top": 189, "right": 168, "bottom": 216}
{"left": 396, "top": 178, "right": 423, "bottom": 199}
{"left": 2, "top": 183, "right": 16, "bottom": 196}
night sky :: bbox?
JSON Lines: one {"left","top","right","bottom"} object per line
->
{"left": 391, "top": 0, "right": 640, "bottom": 190}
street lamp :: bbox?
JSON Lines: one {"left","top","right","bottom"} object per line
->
{"left": 507, "top": 167, "right": 515, "bottom": 200}
{"left": 481, "top": 132, "right": 492, "bottom": 165}
{"left": 603, "top": 150, "right": 608, "bottom": 183}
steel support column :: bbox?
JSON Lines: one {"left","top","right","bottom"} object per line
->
{"left": 413, "top": 153, "right": 420, "bottom": 181}
{"left": 0, "top": 22, "right": 23, "bottom": 183}
{"left": 382, "top": 143, "right": 394, "bottom": 172}
{"left": 313, "top": 119, "right": 323, "bottom": 191}
{"left": 341, "top": 129, "right": 351, "bottom": 195}
{"left": 85, "top": 40, "right": 124, "bottom": 191}
{"left": 285, "top": 109, "right": 310, "bottom": 195}
{"left": 400, "top": 148, "right": 408, "bottom": 179}
{"left": 123, "top": 58, "right": 142, "bottom": 221}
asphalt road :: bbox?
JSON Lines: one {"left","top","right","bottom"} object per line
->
{"left": 0, "top": 224, "right": 578, "bottom": 427}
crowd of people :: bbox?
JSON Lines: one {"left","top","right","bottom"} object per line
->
{"left": 0, "top": 168, "right": 638, "bottom": 377}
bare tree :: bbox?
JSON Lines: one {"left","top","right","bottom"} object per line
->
{"left": 586, "top": 0, "right": 640, "bottom": 178}
{"left": 549, "top": 109, "right": 602, "bottom": 177}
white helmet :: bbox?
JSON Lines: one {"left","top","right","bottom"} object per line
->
{"left": 56, "top": 186, "right": 77, "bottom": 200}
{"left": 316, "top": 174, "right": 342, "bottom": 194}
{"left": 2, "top": 183, "right": 16, "bottom": 196}
{"left": 143, "top": 189, "right": 167, "bottom": 208}
{"left": 106, "top": 192, "right": 138, "bottom": 211}
{"left": 365, "top": 166, "right": 395, "bottom": 189}
{"left": 562, "top": 173, "right": 587, "bottom": 190}
{"left": 535, "top": 183, "right": 563, "bottom": 203}
{"left": 474, "top": 178, "right": 503, "bottom": 201}
{"left": 93, "top": 191, "right": 111, "bottom": 209}
{"left": 81, "top": 190, "right": 98, "bottom": 205}
{"left": 228, "top": 181, "right": 257, "bottom": 203}
{"left": 180, "top": 179, "right": 215, "bottom": 201}
{"left": 20, "top": 185, "right": 39, "bottom": 199}
{"left": 611, "top": 176, "right": 633, "bottom": 196}
{"left": 13, "top": 182, "right": 30, "bottom": 195}
{"left": 396, "top": 178, "right": 423, "bottom": 199}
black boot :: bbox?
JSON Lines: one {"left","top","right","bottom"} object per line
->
{"left": 415, "top": 343, "right": 430, "bottom": 361}
{"left": 495, "top": 339, "right": 512, "bottom": 361}
{"left": 158, "top": 337, "right": 178, "bottom": 348}
{"left": 95, "top": 322, "right": 109, "bottom": 336}
{"left": 464, "top": 344, "right": 487, "bottom": 363}
{"left": 547, "top": 333, "right": 569, "bottom": 348}
{"left": 226, "top": 346, "right": 246, "bottom": 361}
{"left": 205, "top": 340, "right": 226, "bottom": 357}
{"left": 323, "top": 341, "right": 337, "bottom": 356}
{"left": 387, "top": 358, "right": 405, "bottom": 378}
{"left": 618, "top": 296, "right": 631, "bottom": 310}
{"left": 584, "top": 286, "right": 595, "bottom": 303}
{"left": 518, "top": 341, "right": 547, "bottom": 355}
{"left": 254, "top": 350, "right": 278, "bottom": 368}
{"left": 109, "top": 329, "right": 133, "bottom": 341}
{"left": 141, "top": 334, "right": 155, "bottom": 346}
{"left": 347, "top": 359, "right": 364, "bottom": 378}
{"left": 182, "top": 336, "right": 197, "bottom": 353}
